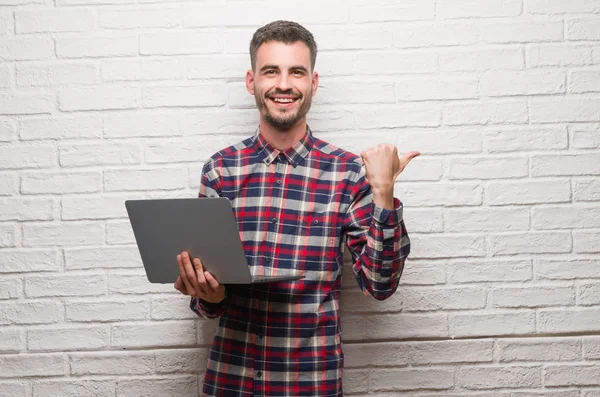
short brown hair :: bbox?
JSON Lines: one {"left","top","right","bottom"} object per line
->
{"left": 249, "top": 20, "right": 317, "bottom": 72}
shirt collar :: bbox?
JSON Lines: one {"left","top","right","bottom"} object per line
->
{"left": 253, "top": 126, "right": 314, "bottom": 167}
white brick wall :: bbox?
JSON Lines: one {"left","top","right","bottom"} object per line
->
{"left": 0, "top": 0, "right": 599, "bottom": 395}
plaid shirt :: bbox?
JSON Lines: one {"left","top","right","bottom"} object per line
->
{"left": 190, "top": 128, "right": 410, "bottom": 397}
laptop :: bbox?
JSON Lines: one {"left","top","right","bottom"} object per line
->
{"left": 125, "top": 197, "right": 305, "bottom": 284}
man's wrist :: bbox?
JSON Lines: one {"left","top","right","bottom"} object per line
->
{"left": 371, "top": 186, "right": 395, "bottom": 210}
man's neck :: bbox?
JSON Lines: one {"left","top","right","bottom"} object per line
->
{"left": 259, "top": 119, "right": 307, "bottom": 152}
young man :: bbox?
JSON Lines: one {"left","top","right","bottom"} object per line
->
{"left": 174, "top": 20, "right": 419, "bottom": 397}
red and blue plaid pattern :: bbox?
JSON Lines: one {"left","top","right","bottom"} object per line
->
{"left": 190, "top": 128, "right": 410, "bottom": 396}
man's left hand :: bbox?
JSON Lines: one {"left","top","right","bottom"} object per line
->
{"left": 360, "top": 144, "right": 420, "bottom": 192}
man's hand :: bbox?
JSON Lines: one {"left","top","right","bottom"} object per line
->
{"left": 174, "top": 251, "right": 226, "bottom": 304}
{"left": 360, "top": 144, "right": 420, "bottom": 209}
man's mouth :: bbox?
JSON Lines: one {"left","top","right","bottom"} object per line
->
{"left": 268, "top": 96, "right": 300, "bottom": 106}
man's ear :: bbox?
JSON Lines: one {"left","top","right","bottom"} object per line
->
{"left": 311, "top": 71, "right": 319, "bottom": 96}
{"left": 246, "top": 70, "right": 255, "bottom": 95}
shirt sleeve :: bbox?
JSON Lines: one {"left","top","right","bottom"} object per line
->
{"left": 189, "top": 159, "right": 229, "bottom": 319}
{"left": 343, "top": 167, "right": 411, "bottom": 300}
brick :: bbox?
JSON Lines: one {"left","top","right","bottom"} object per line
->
{"left": 66, "top": 299, "right": 149, "bottom": 322}
{"left": 0, "top": 120, "right": 15, "bottom": 142}
{"left": 57, "top": 0, "right": 135, "bottom": 4}
{"left": 526, "top": 0, "right": 600, "bottom": 14}
{"left": 315, "top": 52, "right": 355, "bottom": 77}
{"left": 152, "top": 296, "right": 199, "bottom": 320}
{"left": 396, "top": 182, "right": 483, "bottom": 206}
{"left": 439, "top": 0, "right": 521, "bottom": 18}
{"left": 143, "top": 84, "right": 226, "bottom": 108}
{"left": 0, "top": 328, "right": 23, "bottom": 353}
{"left": 354, "top": 51, "right": 437, "bottom": 74}
{"left": 393, "top": 22, "right": 478, "bottom": 48}
{"left": 0, "top": 223, "right": 16, "bottom": 248}
{"left": 396, "top": 76, "right": 478, "bottom": 101}
{"left": 449, "top": 156, "right": 529, "bottom": 180}
{"left": 19, "top": 116, "right": 102, "bottom": 140}
{"left": 343, "top": 368, "right": 370, "bottom": 394}
{"left": 0, "top": 382, "right": 27, "bottom": 397}
{"left": 0, "top": 278, "right": 20, "bottom": 300}
{"left": 104, "top": 111, "right": 185, "bottom": 138}
{"left": 481, "top": 20, "right": 564, "bottom": 43}
{"left": 531, "top": 97, "right": 600, "bottom": 123}
{"left": 0, "top": 144, "right": 55, "bottom": 170}
{"left": 102, "top": 58, "right": 185, "bottom": 82}
{"left": 579, "top": 283, "right": 600, "bottom": 305}
{"left": 410, "top": 234, "right": 485, "bottom": 259}
{"left": 339, "top": 289, "right": 403, "bottom": 313}
{"left": 349, "top": 0, "right": 433, "bottom": 22}
{"left": 104, "top": 168, "right": 187, "bottom": 192}
{"left": 314, "top": 81, "right": 395, "bottom": 105}
{"left": 106, "top": 220, "right": 136, "bottom": 244}
{"left": 155, "top": 348, "right": 208, "bottom": 373}
{"left": 23, "top": 222, "right": 104, "bottom": 247}
{"left": 571, "top": 124, "right": 600, "bottom": 149}
{"left": 483, "top": 126, "right": 568, "bottom": 152}
{"left": 0, "top": 354, "right": 64, "bottom": 378}
{"left": 403, "top": 208, "right": 444, "bottom": 233}
{"left": 450, "top": 312, "right": 536, "bottom": 337}
{"left": 59, "top": 86, "right": 140, "bottom": 111}
{"left": 32, "top": 380, "right": 115, "bottom": 397}
{"left": 533, "top": 205, "right": 600, "bottom": 229}
{"left": 493, "top": 285, "right": 575, "bottom": 308}
{"left": 449, "top": 259, "right": 533, "bottom": 284}
{"left": 56, "top": 35, "right": 138, "bottom": 58}
{"left": 62, "top": 195, "right": 139, "bottom": 221}
{"left": 355, "top": 105, "right": 441, "bottom": 129}
{"left": 145, "top": 136, "right": 248, "bottom": 164}
{"left": 403, "top": 287, "right": 487, "bottom": 311}
{"left": 574, "top": 178, "right": 600, "bottom": 201}
{"left": 22, "top": 171, "right": 101, "bottom": 194}
{"left": 0, "top": 92, "right": 53, "bottom": 115}
{"left": 395, "top": 158, "right": 442, "bottom": 182}
{"left": 312, "top": 26, "right": 394, "bottom": 51}
{"left": 344, "top": 313, "right": 448, "bottom": 341}
{"left": 0, "top": 302, "right": 61, "bottom": 325}
{"left": 574, "top": 231, "right": 600, "bottom": 253}
{"left": 545, "top": 364, "right": 600, "bottom": 387}
{"left": 344, "top": 342, "right": 410, "bottom": 368}
{"left": 539, "top": 308, "right": 600, "bottom": 333}
{"left": 0, "top": 37, "right": 53, "bottom": 61}
{"left": 410, "top": 340, "right": 493, "bottom": 365}
{"left": 398, "top": 262, "right": 447, "bottom": 286}
{"left": 444, "top": 100, "right": 528, "bottom": 125}
{"left": 499, "top": 338, "right": 582, "bottom": 362}
{"left": 537, "top": 259, "right": 600, "bottom": 280}
{"left": 0, "top": 173, "right": 17, "bottom": 196}
{"left": 0, "top": 198, "right": 53, "bottom": 221}
{"left": 486, "top": 179, "right": 571, "bottom": 205}
{"left": 26, "top": 274, "right": 106, "bottom": 298}
{"left": 0, "top": 11, "right": 13, "bottom": 36}
{"left": 28, "top": 326, "right": 109, "bottom": 351}
{"left": 396, "top": 128, "right": 482, "bottom": 154}
{"left": 527, "top": 44, "right": 593, "bottom": 67}
{"left": 440, "top": 48, "right": 524, "bottom": 71}
{"left": 66, "top": 246, "right": 142, "bottom": 270}
{"left": 70, "top": 352, "right": 154, "bottom": 375}
{"left": 116, "top": 376, "right": 197, "bottom": 397}
{"left": 534, "top": 154, "right": 600, "bottom": 176}
{"left": 16, "top": 9, "right": 94, "bottom": 33}
{"left": 482, "top": 70, "right": 565, "bottom": 96}
{"left": 459, "top": 365, "right": 541, "bottom": 389}
{"left": 0, "top": 64, "right": 13, "bottom": 88}
{"left": 584, "top": 337, "right": 600, "bottom": 359}
{"left": 0, "top": 249, "right": 60, "bottom": 273}
{"left": 187, "top": 55, "right": 247, "bottom": 79}
{"left": 489, "top": 232, "right": 572, "bottom": 255}
{"left": 570, "top": 71, "right": 600, "bottom": 94}
{"left": 59, "top": 142, "right": 140, "bottom": 167}
{"left": 17, "top": 61, "right": 96, "bottom": 87}
{"left": 567, "top": 17, "right": 600, "bottom": 40}
{"left": 99, "top": 6, "right": 179, "bottom": 29}
{"left": 372, "top": 368, "right": 454, "bottom": 391}
{"left": 446, "top": 208, "right": 530, "bottom": 232}
{"left": 140, "top": 31, "right": 224, "bottom": 55}
{"left": 112, "top": 321, "right": 197, "bottom": 348}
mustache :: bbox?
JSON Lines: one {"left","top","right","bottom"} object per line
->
{"left": 265, "top": 89, "right": 302, "bottom": 99}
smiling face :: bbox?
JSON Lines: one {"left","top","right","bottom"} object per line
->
{"left": 246, "top": 40, "right": 319, "bottom": 132}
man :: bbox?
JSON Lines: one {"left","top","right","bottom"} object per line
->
{"left": 174, "top": 20, "right": 419, "bottom": 397}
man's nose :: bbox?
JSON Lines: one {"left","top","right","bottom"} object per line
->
{"left": 276, "top": 72, "right": 292, "bottom": 91}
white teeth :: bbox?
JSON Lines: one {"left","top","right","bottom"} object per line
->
{"left": 273, "top": 98, "right": 295, "bottom": 103}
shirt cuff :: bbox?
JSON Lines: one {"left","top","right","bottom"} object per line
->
{"left": 372, "top": 197, "right": 403, "bottom": 227}
{"left": 190, "top": 295, "right": 227, "bottom": 314}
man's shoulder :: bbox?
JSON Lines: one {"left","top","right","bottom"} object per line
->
{"left": 312, "top": 136, "right": 362, "bottom": 168}
{"left": 205, "top": 135, "right": 256, "bottom": 166}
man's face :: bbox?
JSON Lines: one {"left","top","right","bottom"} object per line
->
{"left": 246, "top": 41, "right": 318, "bottom": 132}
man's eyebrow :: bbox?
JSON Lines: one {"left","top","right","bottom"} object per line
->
{"left": 259, "top": 65, "right": 280, "bottom": 72}
{"left": 259, "top": 65, "right": 309, "bottom": 72}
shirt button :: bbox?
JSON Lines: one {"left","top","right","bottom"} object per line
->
{"left": 271, "top": 217, "right": 277, "bottom": 223}
{"left": 265, "top": 257, "right": 272, "bottom": 263}
{"left": 257, "top": 371, "right": 263, "bottom": 379}
{"left": 276, "top": 180, "right": 282, "bottom": 185}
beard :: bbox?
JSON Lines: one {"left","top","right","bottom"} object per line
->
{"left": 254, "top": 87, "right": 313, "bottom": 132}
